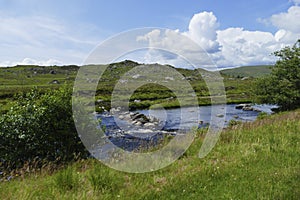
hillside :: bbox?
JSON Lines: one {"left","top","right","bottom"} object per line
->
{"left": 0, "top": 60, "right": 255, "bottom": 112}
{"left": 220, "top": 65, "right": 273, "bottom": 78}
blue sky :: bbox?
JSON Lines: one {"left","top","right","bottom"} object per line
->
{"left": 0, "top": 0, "right": 299, "bottom": 68}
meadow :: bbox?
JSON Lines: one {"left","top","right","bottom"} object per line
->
{"left": 0, "top": 109, "right": 299, "bottom": 199}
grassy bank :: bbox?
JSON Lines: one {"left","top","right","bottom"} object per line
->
{"left": 1, "top": 109, "right": 299, "bottom": 199}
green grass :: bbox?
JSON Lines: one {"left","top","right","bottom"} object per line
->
{"left": 1, "top": 109, "right": 299, "bottom": 199}
{"left": 1, "top": 61, "right": 259, "bottom": 113}
{"left": 220, "top": 65, "right": 273, "bottom": 78}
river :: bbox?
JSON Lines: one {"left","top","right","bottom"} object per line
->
{"left": 95, "top": 104, "right": 277, "bottom": 152}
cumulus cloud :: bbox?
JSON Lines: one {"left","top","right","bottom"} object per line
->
{"left": 216, "top": 5, "right": 300, "bottom": 67}
{"left": 270, "top": 6, "right": 300, "bottom": 33}
{"left": 2, "top": 4, "right": 299, "bottom": 69}
{"left": 136, "top": 29, "right": 213, "bottom": 68}
{"left": 267, "top": 5, "right": 300, "bottom": 44}
{"left": 183, "top": 12, "right": 220, "bottom": 53}
{"left": 136, "top": 12, "right": 221, "bottom": 68}
{"left": 137, "top": 5, "right": 300, "bottom": 68}
{"left": 216, "top": 28, "right": 281, "bottom": 67}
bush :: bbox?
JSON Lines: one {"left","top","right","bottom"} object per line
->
{"left": 254, "top": 39, "right": 300, "bottom": 111}
{"left": 0, "top": 86, "right": 89, "bottom": 170}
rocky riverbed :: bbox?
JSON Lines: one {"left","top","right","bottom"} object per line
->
{"left": 95, "top": 104, "right": 277, "bottom": 151}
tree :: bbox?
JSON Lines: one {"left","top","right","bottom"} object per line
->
{"left": 254, "top": 39, "right": 300, "bottom": 111}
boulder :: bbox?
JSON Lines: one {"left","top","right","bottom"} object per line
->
{"left": 118, "top": 115, "right": 125, "bottom": 120}
{"left": 134, "top": 121, "right": 142, "bottom": 126}
{"left": 235, "top": 104, "right": 251, "bottom": 109}
{"left": 241, "top": 77, "right": 250, "bottom": 80}
{"left": 49, "top": 70, "right": 56, "bottom": 74}
{"left": 242, "top": 106, "right": 254, "bottom": 111}
{"left": 49, "top": 80, "right": 60, "bottom": 84}
{"left": 235, "top": 104, "right": 261, "bottom": 112}
{"left": 144, "top": 122, "right": 155, "bottom": 127}
{"left": 131, "top": 113, "right": 149, "bottom": 121}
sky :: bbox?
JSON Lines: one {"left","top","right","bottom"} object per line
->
{"left": 0, "top": 0, "right": 300, "bottom": 68}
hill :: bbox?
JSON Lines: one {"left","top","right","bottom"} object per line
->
{"left": 220, "top": 65, "right": 273, "bottom": 78}
{"left": 0, "top": 60, "right": 256, "bottom": 112}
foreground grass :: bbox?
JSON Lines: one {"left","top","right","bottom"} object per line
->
{"left": 1, "top": 110, "right": 299, "bottom": 199}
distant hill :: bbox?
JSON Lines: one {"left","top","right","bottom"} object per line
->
{"left": 220, "top": 65, "right": 273, "bottom": 78}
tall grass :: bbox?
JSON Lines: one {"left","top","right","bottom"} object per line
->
{"left": 0, "top": 109, "right": 299, "bottom": 199}
{"left": 54, "top": 166, "right": 79, "bottom": 192}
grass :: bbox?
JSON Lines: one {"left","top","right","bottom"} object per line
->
{"left": 54, "top": 166, "right": 80, "bottom": 192}
{"left": 1, "top": 61, "right": 258, "bottom": 113}
{"left": 1, "top": 109, "right": 299, "bottom": 199}
{"left": 220, "top": 65, "right": 273, "bottom": 78}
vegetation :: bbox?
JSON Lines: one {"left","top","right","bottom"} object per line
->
{"left": 0, "top": 44, "right": 299, "bottom": 199}
{"left": 0, "top": 86, "right": 89, "bottom": 171}
{"left": 254, "top": 40, "right": 300, "bottom": 111}
{"left": 0, "top": 61, "right": 261, "bottom": 173}
{"left": 0, "top": 60, "right": 260, "bottom": 114}
{"left": 220, "top": 65, "right": 273, "bottom": 78}
{"left": 0, "top": 109, "right": 299, "bottom": 199}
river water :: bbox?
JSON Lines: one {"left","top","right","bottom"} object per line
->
{"left": 137, "top": 104, "right": 276, "bottom": 129}
{"left": 96, "top": 104, "right": 276, "bottom": 151}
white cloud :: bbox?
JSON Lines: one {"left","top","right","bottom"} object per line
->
{"left": 0, "top": 58, "right": 63, "bottom": 67}
{"left": 270, "top": 6, "right": 300, "bottom": 33}
{"left": 183, "top": 12, "right": 220, "bottom": 53}
{"left": 216, "top": 28, "right": 281, "bottom": 67}
{"left": 269, "top": 6, "right": 300, "bottom": 45}
{"left": 137, "top": 5, "right": 300, "bottom": 68}
{"left": 136, "top": 29, "right": 213, "bottom": 68}
{"left": 214, "top": 15, "right": 299, "bottom": 67}
{"left": 136, "top": 12, "right": 221, "bottom": 68}
{"left": 1, "top": 4, "right": 299, "bottom": 69}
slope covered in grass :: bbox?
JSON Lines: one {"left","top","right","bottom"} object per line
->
{"left": 0, "top": 110, "right": 299, "bottom": 200}
{"left": 0, "top": 61, "right": 255, "bottom": 113}
{"left": 220, "top": 65, "right": 273, "bottom": 78}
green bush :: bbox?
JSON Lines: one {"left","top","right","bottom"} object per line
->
{"left": 254, "top": 39, "right": 300, "bottom": 111}
{"left": 0, "top": 86, "right": 89, "bottom": 170}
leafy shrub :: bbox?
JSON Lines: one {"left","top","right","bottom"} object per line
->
{"left": 254, "top": 40, "right": 300, "bottom": 111}
{"left": 0, "top": 86, "right": 89, "bottom": 170}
